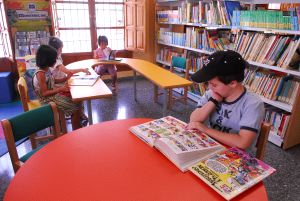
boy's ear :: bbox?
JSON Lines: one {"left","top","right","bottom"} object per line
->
{"left": 228, "top": 80, "right": 238, "bottom": 88}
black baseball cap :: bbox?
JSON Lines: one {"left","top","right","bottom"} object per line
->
{"left": 191, "top": 50, "right": 246, "bottom": 83}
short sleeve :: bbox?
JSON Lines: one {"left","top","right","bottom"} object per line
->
{"left": 197, "top": 90, "right": 213, "bottom": 108}
{"left": 240, "top": 96, "right": 265, "bottom": 133}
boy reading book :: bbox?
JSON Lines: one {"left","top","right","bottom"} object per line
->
{"left": 129, "top": 116, "right": 276, "bottom": 200}
{"left": 188, "top": 50, "right": 265, "bottom": 156}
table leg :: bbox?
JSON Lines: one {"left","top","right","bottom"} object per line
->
{"left": 133, "top": 71, "right": 137, "bottom": 102}
{"left": 163, "top": 89, "right": 168, "bottom": 117}
{"left": 87, "top": 100, "right": 93, "bottom": 125}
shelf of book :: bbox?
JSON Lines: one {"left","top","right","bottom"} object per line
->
{"left": 232, "top": 26, "right": 300, "bottom": 35}
{"left": 155, "top": 1, "right": 300, "bottom": 150}
{"left": 158, "top": 41, "right": 213, "bottom": 55}
{"left": 248, "top": 61, "right": 300, "bottom": 77}
{"left": 157, "top": 43, "right": 300, "bottom": 77}
{"left": 260, "top": 96, "right": 292, "bottom": 112}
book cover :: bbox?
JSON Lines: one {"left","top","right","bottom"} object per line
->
{"left": 189, "top": 147, "right": 276, "bottom": 200}
{"left": 129, "top": 116, "right": 224, "bottom": 172}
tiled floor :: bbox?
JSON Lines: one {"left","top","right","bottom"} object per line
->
{"left": 0, "top": 77, "right": 300, "bottom": 201}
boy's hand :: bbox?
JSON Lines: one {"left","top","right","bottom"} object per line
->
{"left": 211, "top": 91, "right": 223, "bottom": 102}
{"left": 186, "top": 121, "right": 208, "bottom": 133}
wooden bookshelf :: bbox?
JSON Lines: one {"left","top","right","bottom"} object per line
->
{"left": 155, "top": 0, "right": 300, "bottom": 150}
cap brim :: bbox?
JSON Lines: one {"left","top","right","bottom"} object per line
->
{"left": 191, "top": 67, "right": 215, "bottom": 83}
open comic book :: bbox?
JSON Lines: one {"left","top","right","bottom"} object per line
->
{"left": 189, "top": 147, "right": 276, "bottom": 200}
{"left": 129, "top": 116, "right": 225, "bottom": 172}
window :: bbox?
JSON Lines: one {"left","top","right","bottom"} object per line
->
{"left": 0, "top": 0, "right": 12, "bottom": 58}
{"left": 268, "top": 3, "right": 280, "bottom": 10}
{"left": 51, "top": 0, "right": 124, "bottom": 53}
{"left": 95, "top": 0, "right": 124, "bottom": 50}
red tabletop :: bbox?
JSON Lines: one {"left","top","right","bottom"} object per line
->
{"left": 4, "top": 119, "right": 268, "bottom": 201}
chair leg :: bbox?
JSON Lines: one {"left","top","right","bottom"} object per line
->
{"left": 29, "top": 134, "right": 37, "bottom": 149}
{"left": 59, "top": 111, "right": 67, "bottom": 134}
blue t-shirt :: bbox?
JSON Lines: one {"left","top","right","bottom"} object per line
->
{"left": 197, "top": 88, "right": 265, "bottom": 154}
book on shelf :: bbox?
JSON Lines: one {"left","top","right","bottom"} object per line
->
{"left": 129, "top": 116, "right": 225, "bottom": 172}
{"left": 189, "top": 147, "right": 276, "bottom": 201}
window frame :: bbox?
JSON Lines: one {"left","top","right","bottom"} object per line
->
{"left": 0, "top": 0, "right": 13, "bottom": 58}
{"left": 51, "top": 0, "right": 125, "bottom": 54}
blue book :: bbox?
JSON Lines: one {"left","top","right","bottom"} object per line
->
{"left": 224, "top": 1, "right": 242, "bottom": 24}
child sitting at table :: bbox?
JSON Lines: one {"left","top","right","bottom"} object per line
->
{"left": 187, "top": 50, "right": 265, "bottom": 156}
{"left": 48, "top": 36, "right": 89, "bottom": 126}
{"left": 93, "top": 35, "right": 118, "bottom": 91}
{"left": 32, "top": 45, "right": 81, "bottom": 130}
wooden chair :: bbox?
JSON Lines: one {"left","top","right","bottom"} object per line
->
{"left": 256, "top": 122, "right": 271, "bottom": 160}
{"left": 1, "top": 102, "right": 61, "bottom": 173}
{"left": 17, "top": 76, "right": 41, "bottom": 112}
{"left": 17, "top": 76, "right": 67, "bottom": 134}
{"left": 168, "top": 56, "right": 190, "bottom": 109}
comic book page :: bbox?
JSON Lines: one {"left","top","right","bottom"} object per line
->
{"left": 129, "top": 116, "right": 224, "bottom": 171}
{"left": 189, "top": 147, "right": 276, "bottom": 200}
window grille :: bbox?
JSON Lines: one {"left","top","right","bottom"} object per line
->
{"left": 0, "top": 1, "right": 12, "bottom": 58}
{"left": 52, "top": 0, "right": 124, "bottom": 53}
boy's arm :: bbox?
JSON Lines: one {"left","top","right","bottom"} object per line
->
{"left": 196, "top": 123, "right": 257, "bottom": 149}
{"left": 190, "top": 90, "right": 223, "bottom": 122}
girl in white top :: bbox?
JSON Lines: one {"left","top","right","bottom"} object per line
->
{"left": 48, "top": 36, "right": 90, "bottom": 125}
{"left": 32, "top": 45, "right": 81, "bottom": 130}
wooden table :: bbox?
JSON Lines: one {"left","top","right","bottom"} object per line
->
{"left": 4, "top": 119, "right": 268, "bottom": 201}
{"left": 66, "top": 60, "right": 113, "bottom": 124}
{"left": 69, "top": 58, "right": 192, "bottom": 116}
{"left": 120, "top": 58, "right": 192, "bottom": 116}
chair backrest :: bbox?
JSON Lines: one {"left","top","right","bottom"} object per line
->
{"left": 17, "top": 76, "right": 30, "bottom": 111}
{"left": 1, "top": 102, "right": 61, "bottom": 172}
{"left": 115, "top": 49, "right": 133, "bottom": 58}
{"left": 256, "top": 122, "right": 271, "bottom": 161}
{"left": 171, "top": 56, "right": 186, "bottom": 69}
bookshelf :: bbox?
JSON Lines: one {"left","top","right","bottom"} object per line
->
{"left": 155, "top": 0, "right": 300, "bottom": 150}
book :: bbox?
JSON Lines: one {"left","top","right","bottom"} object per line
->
{"left": 189, "top": 147, "right": 276, "bottom": 200}
{"left": 129, "top": 116, "right": 225, "bottom": 172}
{"left": 68, "top": 74, "right": 100, "bottom": 86}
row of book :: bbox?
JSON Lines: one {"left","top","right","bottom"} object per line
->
{"left": 232, "top": 10, "right": 300, "bottom": 30}
{"left": 158, "top": 29, "right": 234, "bottom": 52}
{"left": 264, "top": 105, "right": 291, "bottom": 139}
{"left": 15, "top": 30, "right": 50, "bottom": 57}
{"left": 234, "top": 31, "right": 300, "bottom": 69}
{"left": 177, "top": 1, "right": 241, "bottom": 26}
{"left": 244, "top": 69, "right": 299, "bottom": 105}
{"left": 156, "top": 47, "right": 182, "bottom": 64}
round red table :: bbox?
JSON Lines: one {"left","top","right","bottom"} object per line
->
{"left": 4, "top": 118, "right": 269, "bottom": 201}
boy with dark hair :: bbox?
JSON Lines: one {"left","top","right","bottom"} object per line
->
{"left": 188, "top": 50, "right": 265, "bottom": 155}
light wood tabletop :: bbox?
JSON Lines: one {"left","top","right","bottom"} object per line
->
{"left": 120, "top": 58, "right": 192, "bottom": 89}
{"left": 66, "top": 58, "right": 193, "bottom": 116}
{"left": 66, "top": 60, "right": 113, "bottom": 125}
